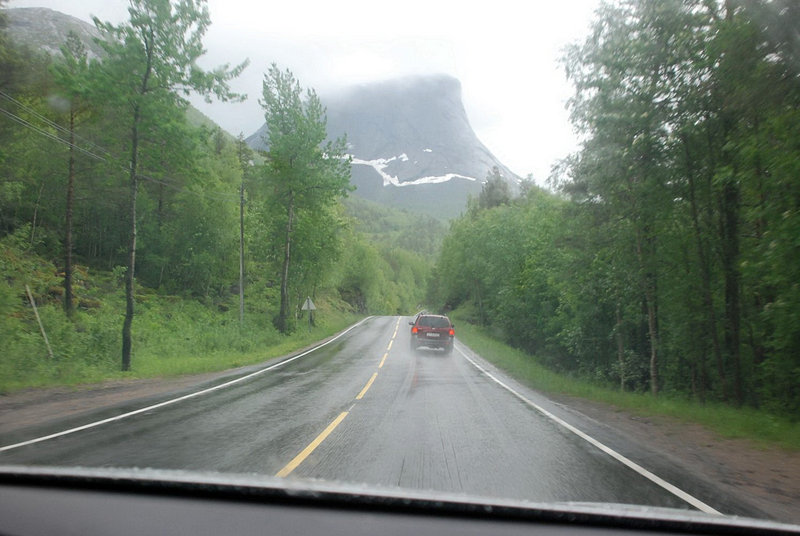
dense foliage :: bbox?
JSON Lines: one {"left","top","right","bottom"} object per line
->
{"left": 0, "top": 0, "right": 430, "bottom": 378}
{"left": 431, "top": 0, "right": 800, "bottom": 416}
{"left": 257, "top": 64, "right": 352, "bottom": 333}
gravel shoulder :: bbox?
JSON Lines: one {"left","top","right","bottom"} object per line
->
{"left": 0, "top": 370, "right": 238, "bottom": 437}
{"left": 1, "top": 366, "right": 798, "bottom": 525}
{"left": 556, "top": 394, "right": 800, "bottom": 525}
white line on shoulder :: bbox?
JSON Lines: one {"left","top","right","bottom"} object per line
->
{"left": 0, "top": 317, "right": 372, "bottom": 453}
{"left": 456, "top": 344, "right": 722, "bottom": 516}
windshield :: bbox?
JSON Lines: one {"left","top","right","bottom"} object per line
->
{"left": 418, "top": 316, "right": 450, "bottom": 328}
{"left": 1, "top": 0, "right": 799, "bottom": 529}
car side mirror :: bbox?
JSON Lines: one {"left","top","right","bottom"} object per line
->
{"left": 408, "top": 321, "right": 414, "bottom": 326}
{"left": 451, "top": 323, "right": 455, "bottom": 328}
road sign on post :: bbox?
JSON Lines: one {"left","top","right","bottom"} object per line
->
{"left": 301, "top": 297, "right": 316, "bottom": 330}
{"left": 301, "top": 297, "right": 316, "bottom": 311}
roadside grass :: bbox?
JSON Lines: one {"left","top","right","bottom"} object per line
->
{"left": 0, "top": 272, "right": 361, "bottom": 393}
{"left": 131, "top": 303, "right": 361, "bottom": 379}
{"left": 454, "top": 319, "right": 800, "bottom": 452}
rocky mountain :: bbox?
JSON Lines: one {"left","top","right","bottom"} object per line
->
{"left": 6, "top": 7, "right": 104, "bottom": 59}
{"left": 247, "top": 75, "right": 519, "bottom": 219}
{"left": 5, "top": 8, "right": 230, "bottom": 135}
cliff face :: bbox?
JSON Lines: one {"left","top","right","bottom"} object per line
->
{"left": 247, "top": 75, "right": 518, "bottom": 219}
{"left": 6, "top": 8, "right": 104, "bottom": 59}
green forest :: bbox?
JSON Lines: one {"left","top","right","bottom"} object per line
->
{"left": 0, "top": 0, "right": 430, "bottom": 388}
{"left": 430, "top": 0, "right": 800, "bottom": 416}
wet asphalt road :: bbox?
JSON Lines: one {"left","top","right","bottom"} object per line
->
{"left": 0, "top": 316, "right": 746, "bottom": 513}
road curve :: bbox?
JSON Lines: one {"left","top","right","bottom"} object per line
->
{"left": 0, "top": 316, "right": 756, "bottom": 514}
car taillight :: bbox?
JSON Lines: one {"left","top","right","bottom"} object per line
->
{"left": 449, "top": 328, "right": 455, "bottom": 336}
{"left": 411, "top": 326, "right": 418, "bottom": 334}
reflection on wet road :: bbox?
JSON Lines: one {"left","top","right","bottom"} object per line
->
{"left": 0, "top": 316, "right": 730, "bottom": 513}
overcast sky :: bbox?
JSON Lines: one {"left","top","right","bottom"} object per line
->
{"left": 9, "top": 0, "right": 600, "bottom": 182}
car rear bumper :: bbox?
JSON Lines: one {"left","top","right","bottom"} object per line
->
{"left": 413, "top": 336, "right": 453, "bottom": 349}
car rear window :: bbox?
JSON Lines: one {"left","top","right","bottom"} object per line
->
{"left": 418, "top": 316, "right": 450, "bottom": 328}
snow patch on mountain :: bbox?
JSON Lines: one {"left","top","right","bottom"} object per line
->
{"left": 350, "top": 154, "right": 478, "bottom": 187}
{"left": 402, "top": 173, "right": 479, "bottom": 187}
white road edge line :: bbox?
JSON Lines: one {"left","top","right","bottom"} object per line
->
{"left": 456, "top": 344, "right": 722, "bottom": 516}
{"left": 0, "top": 317, "right": 373, "bottom": 453}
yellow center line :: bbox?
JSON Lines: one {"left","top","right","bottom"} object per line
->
{"left": 356, "top": 372, "right": 378, "bottom": 400}
{"left": 275, "top": 411, "right": 349, "bottom": 478}
{"left": 276, "top": 320, "right": 399, "bottom": 479}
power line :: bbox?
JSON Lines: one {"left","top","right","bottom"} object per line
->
{"left": 0, "top": 102, "right": 241, "bottom": 205}
{"left": 0, "top": 107, "right": 108, "bottom": 162}
{"left": 0, "top": 90, "right": 112, "bottom": 159}
{"left": 0, "top": 91, "right": 70, "bottom": 135}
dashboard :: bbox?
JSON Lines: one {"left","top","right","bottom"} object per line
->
{"left": 2, "top": 467, "right": 799, "bottom": 536}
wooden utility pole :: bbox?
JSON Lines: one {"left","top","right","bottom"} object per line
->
{"left": 64, "top": 105, "right": 76, "bottom": 317}
{"left": 239, "top": 176, "right": 245, "bottom": 327}
{"left": 235, "top": 135, "right": 252, "bottom": 329}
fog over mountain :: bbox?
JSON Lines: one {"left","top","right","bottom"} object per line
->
{"left": 6, "top": 7, "right": 520, "bottom": 219}
{"left": 247, "top": 75, "right": 520, "bottom": 218}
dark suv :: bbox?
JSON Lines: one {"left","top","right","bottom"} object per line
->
{"left": 409, "top": 314, "right": 455, "bottom": 354}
